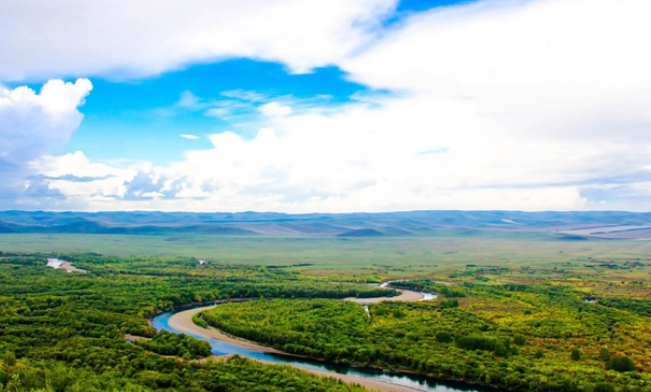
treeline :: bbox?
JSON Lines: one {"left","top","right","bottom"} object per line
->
{"left": 134, "top": 331, "right": 211, "bottom": 358}
{"left": 599, "top": 297, "right": 651, "bottom": 317}
{"left": 0, "top": 354, "right": 371, "bottom": 392}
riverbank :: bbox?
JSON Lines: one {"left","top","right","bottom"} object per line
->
{"left": 344, "top": 289, "right": 424, "bottom": 304}
{"left": 46, "top": 258, "right": 87, "bottom": 273}
{"left": 168, "top": 306, "right": 286, "bottom": 354}
{"left": 168, "top": 306, "right": 428, "bottom": 392}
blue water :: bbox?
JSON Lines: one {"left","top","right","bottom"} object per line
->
{"left": 152, "top": 307, "right": 497, "bottom": 392}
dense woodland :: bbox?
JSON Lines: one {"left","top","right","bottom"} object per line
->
{"left": 0, "top": 254, "right": 393, "bottom": 392}
{"left": 5, "top": 250, "right": 651, "bottom": 392}
{"left": 204, "top": 281, "right": 651, "bottom": 392}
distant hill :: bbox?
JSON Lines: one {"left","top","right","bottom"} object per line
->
{"left": 337, "top": 228, "right": 385, "bottom": 237}
{"left": 0, "top": 218, "right": 256, "bottom": 236}
{"left": 0, "top": 221, "right": 21, "bottom": 233}
{"left": 383, "top": 227, "right": 413, "bottom": 236}
{"left": 1, "top": 210, "right": 651, "bottom": 239}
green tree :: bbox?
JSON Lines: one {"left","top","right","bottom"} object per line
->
{"left": 513, "top": 335, "right": 526, "bottom": 346}
{"left": 594, "top": 383, "right": 615, "bottom": 392}
{"left": 2, "top": 351, "right": 15, "bottom": 367}
{"left": 494, "top": 342, "right": 509, "bottom": 357}
{"left": 608, "top": 356, "right": 635, "bottom": 372}
{"left": 436, "top": 332, "right": 453, "bottom": 343}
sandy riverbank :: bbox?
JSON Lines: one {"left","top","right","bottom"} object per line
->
{"left": 167, "top": 306, "right": 427, "bottom": 392}
{"left": 46, "top": 258, "right": 87, "bottom": 273}
{"left": 344, "top": 289, "right": 424, "bottom": 304}
{"left": 169, "top": 306, "right": 286, "bottom": 354}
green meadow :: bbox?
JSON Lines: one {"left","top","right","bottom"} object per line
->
{"left": 2, "top": 231, "right": 651, "bottom": 280}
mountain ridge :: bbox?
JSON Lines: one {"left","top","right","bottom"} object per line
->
{"left": 1, "top": 210, "right": 651, "bottom": 239}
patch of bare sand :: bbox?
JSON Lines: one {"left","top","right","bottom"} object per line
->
{"left": 168, "top": 306, "right": 427, "bottom": 392}
{"left": 298, "top": 367, "right": 426, "bottom": 392}
{"left": 46, "top": 258, "right": 86, "bottom": 273}
{"left": 60, "top": 262, "right": 87, "bottom": 273}
{"left": 344, "top": 289, "right": 424, "bottom": 304}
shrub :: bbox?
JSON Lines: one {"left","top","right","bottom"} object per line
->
{"left": 594, "top": 382, "right": 615, "bottom": 392}
{"left": 608, "top": 356, "right": 635, "bottom": 372}
{"left": 193, "top": 312, "right": 208, "bottom": 328}
{"left": 513, "top": 335, "right": 526, "bottom": 346}
{"left": 436, "top": 332, "right": 454, "bottom": 343}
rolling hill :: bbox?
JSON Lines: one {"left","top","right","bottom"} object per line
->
{"left": 1, "top": 210, "right": 651, "bottom": 239}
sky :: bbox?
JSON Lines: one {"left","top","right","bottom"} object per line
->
{"left": 1, "top": 0, "right": 650, "bottom": 213}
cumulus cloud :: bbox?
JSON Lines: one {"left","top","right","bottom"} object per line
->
{"left": 0, "top": 79, "right": 92, "bottom": 207}
{"left": 0, "top": 79, "right": 92, "bottom": 165}
{"left": 180, "top": 134, "right": 199, "bottom": 140}
{"left": 0, "top": 0, "right": 395, "bottom": 81}
{"left": 343, "top": 0, "right": 651, "bottom": 137}
{"left": 258, "top": 102, "right": 292, "bottom": 117}
{"left": 28, "top": 151, "right": 138, "bottom": 208}
{"left": 9, "top": 0, "right": 651, "bottom": 211}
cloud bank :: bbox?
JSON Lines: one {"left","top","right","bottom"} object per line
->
{"left": 3, "top": 0, "right": 651, "bottom": 212}
{"left": 0, "top": 79, "right": 92, "bottom": 207}
{"left": 0, "top": 0, "right": 395, "bottom": 80}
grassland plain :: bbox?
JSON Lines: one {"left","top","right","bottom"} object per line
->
{"left": 2, "top": 230, "right": 651, "bottom": 281}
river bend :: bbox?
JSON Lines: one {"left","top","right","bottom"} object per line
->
{"left": 152, "top": 283, "right": 496, "bottom": 392}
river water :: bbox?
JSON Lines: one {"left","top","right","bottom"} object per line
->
{"left": 152, "top": 305, "right": 496, "bottom": 392}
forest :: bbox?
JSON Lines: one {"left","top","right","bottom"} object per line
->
{"left": 4, "top": 250, "right": 651, "bottom": 392}
{"left": 0, "top": 253, "right": 392, "bottom": 392}
{"left": 203, "top": 281, "right": 651, "bottom": 392}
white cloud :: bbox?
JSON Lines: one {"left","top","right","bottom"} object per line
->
{"left": 0, "top": 0, "right": 395, "bottom": 81}
{"left": 34, "top": 151, "right": 121, "bottom": 179}
{"left": 10, "top": 0, "right": 651, "bottom": 212}
{"left": 221, "top": 90, "right": 267, "bottom": 102}
{"left": 180, "top": 134, "right": 199, "bottom": 140}
{"left": 258, "top": 102, "right": 292, "bottom": 117}
{"left": 176, "top": 91, "right": 203, "bottom": 109}
{"left": 29, "top": 106, "right": 604, "bottom": 211}
{"left": 0, "top": 80, "right": 92, "bottom": 161}
{"left": 29, "top": 151, "right": 137, "bottom": 205}
{"left": 0, "top": 79, "right": 92, "bottom": 206}
{"left": 0, "top": 78, "right": 92, "bottom": 164}
{"left": 342, "top": 0, "right": 651, "bottom": 143}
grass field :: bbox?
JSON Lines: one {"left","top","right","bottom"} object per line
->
{"left": 2, "top": 230, "right": 651, "bottom": 280}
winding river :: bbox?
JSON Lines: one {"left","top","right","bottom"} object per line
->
{"left": 152, "top": 283, "right": 497, "bottom": 392}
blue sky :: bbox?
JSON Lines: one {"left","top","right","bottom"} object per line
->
{"left": 1, "top": 0, "right": 650, "bottom": 212}
{"left": 70, "top": 61, "right": 372, "bottom": 164}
